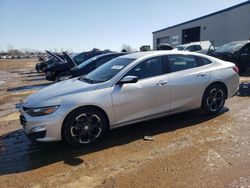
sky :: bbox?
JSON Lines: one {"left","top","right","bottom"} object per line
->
{"left": 0, "top": 0, "right": 248, "bottom": 52}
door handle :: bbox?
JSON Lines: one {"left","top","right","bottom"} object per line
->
{"left": 156, "top": 80, "right": 168, "bottom": 86}
{"left": 196, "top": 72, "right": 207, "bottom": 77}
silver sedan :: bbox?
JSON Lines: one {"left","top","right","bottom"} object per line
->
{"left": 19, "top": 51, "right": 239, "bottom": 146}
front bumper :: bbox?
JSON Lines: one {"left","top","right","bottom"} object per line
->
{"left": 19, "top": 109, "right": 65, "bottom": 142}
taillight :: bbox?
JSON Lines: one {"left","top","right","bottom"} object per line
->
{"left": 233, "top": 66, "right": 239, "bottom": 73}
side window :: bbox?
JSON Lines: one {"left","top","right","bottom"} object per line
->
{"left": 95, "top": 57, "right": 110, "bottom": 68}
{"left": 126, "top": 56, "right": 164, "bottom": 80}
{"left": 186, "top": 45, "right": 202, "bottom": 52}
{"left": 85, "top": 62, "right": 96, "bottom": 72}
{"left": 168, "top": 55, "right": 198, "bottom": 72}
{"left": 195, "top": 56, "right": 212, "bottom": 66}
{"left": 95, "top": 55, "right": 119, "bottom": 68}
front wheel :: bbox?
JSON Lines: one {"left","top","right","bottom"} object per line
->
{"left": 62, "top": 107, "right": 108, "bottom": 147}
{"left": 202, "top": 84, "right": 226, "bottom": 114}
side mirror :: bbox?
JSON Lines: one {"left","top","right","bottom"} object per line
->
{"left": 117, "top": 76, "right": 138, "bottom": 85}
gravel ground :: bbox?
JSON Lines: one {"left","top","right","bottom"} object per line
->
{"left": 0, "top": 59, "right": 250, "bottom": 188}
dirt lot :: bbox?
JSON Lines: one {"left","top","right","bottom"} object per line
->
{"left": 0, "top": 59, "right": 250, "bottom": 188}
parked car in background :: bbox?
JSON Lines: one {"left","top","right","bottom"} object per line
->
{"left": 208, "top": 40, "right": 250, "bottom": 73}
{"left": 58, "top": 52, "right": 127, "bottom": 81}
{"left": 45, "top": 50, "right": 109, "bottom": 81}
{"left": 175, "top": 41, "right": 213, "bottom": 54}
{"left": 157, "top": 43, "right": 173, "bottom": 50}
{"left": 18, "top": 51, "right": 239, "bottom": 147}
{"left": 35, "top": 51, "right": 66, "bottom": 73}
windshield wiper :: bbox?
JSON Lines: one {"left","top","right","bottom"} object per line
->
{"left": 79, "top": 76, "right": 96, "bottom": 84}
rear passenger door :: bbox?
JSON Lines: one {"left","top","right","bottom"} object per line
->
{"left": 167, "top": 55, "right": 211, "bottom": 112}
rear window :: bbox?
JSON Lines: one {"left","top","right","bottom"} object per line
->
{"left": 195, "top": 56, "right": 212, "bottom": 66}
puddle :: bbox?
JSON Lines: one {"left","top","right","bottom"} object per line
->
{"left": 25, "top": 73, "right": 45, "bottom": 78}
{"left": 0, "top": 129, "right": 65, "bottom": 175}
{"left": 24, "top": 77, "right": 46, "bottom": 82}
{"left": 18, "top": 71, "right": 39, "bottom": 75}
{"left": 9, "top": 70, "right": 27, "bottom": 74}
{"left": 7, "top": 83, "right": 51, "bottom": 93}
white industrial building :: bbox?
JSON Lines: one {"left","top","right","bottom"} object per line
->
{"left": 152, "top": 1, "right": 250, "bottom": 49}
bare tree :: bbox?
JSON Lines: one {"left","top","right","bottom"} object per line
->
{"left": 121, "top": 44, "right": 136, "bottom": 52}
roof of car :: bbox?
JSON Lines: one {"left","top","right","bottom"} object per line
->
{"left": 94, "top": 52, "right": 127, "bottom": 58}
{"left": 120, "top": 50, "right": 192, "bottom": 59}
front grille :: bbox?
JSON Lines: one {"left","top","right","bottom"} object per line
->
{"left": 20, "top": 115, "right": 27, "bottom": 127}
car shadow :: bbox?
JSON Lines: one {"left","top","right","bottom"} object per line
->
{"left": 0, "top": 107, "right": 228, "bottom": 175}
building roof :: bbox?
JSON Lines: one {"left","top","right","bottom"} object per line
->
{"left": 152, "top": 1, "right": 250, "bottom": 34}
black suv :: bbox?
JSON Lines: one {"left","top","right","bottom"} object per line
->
{"left": 45, "top": 50, "right": 108, "bottom": 81}
{"left": 58, "top": 53, "right": 127, "bottom": 82}
{"left": 35, "top": 51, "right": 65, "bottom": 73}
{"left": 208, "top": 40, "right": 250, "bottom": 73}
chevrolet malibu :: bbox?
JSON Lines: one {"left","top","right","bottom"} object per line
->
{"left": 19, "top": 51, "right": 239, "bottom": 147}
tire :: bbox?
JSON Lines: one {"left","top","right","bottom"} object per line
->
{"left": 36, "top": 64, "right": 42, "bottom": 73}
{"left": 62, "top": 107, "right": 108, "bottom": 147}
{"left": 202, "top": 84, "right": 226, "bottom": 115}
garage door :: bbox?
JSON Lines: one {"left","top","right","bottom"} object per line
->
{"left": 157, "top": 36, "right": 170, "bottom": 44}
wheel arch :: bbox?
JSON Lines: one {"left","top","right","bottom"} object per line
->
{"left": 61, "top": 105, "right": 111, "bottom": 141}
{"left": 202, "top": 81, "right": 228, "bottom": 101}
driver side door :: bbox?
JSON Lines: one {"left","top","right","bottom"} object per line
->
{"left": 111, "top": 56, "right": 170, "bottom": 126}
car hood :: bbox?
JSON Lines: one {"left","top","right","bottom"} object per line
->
{"left": 24, "top": 78, "right": 96, "bottom": 107}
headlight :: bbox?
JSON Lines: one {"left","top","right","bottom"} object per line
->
{"left": 26, "top": 106, "right": 59, "bottom": 117}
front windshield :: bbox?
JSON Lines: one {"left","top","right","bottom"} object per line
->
{"left": 215, "top": 42, "right": 247, "bottom": 53}
{"left": 81, "top": 58, "right": 135, "bottom": 83}
{"left": 175, "top": 46, "right": 185, "bottom": 51}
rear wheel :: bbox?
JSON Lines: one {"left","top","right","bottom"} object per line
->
{"left": 202, "top": 84, "right": 226, "bottom": 114}
{"left": 62, "top": 107, "right": 108, "bottom": 147}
